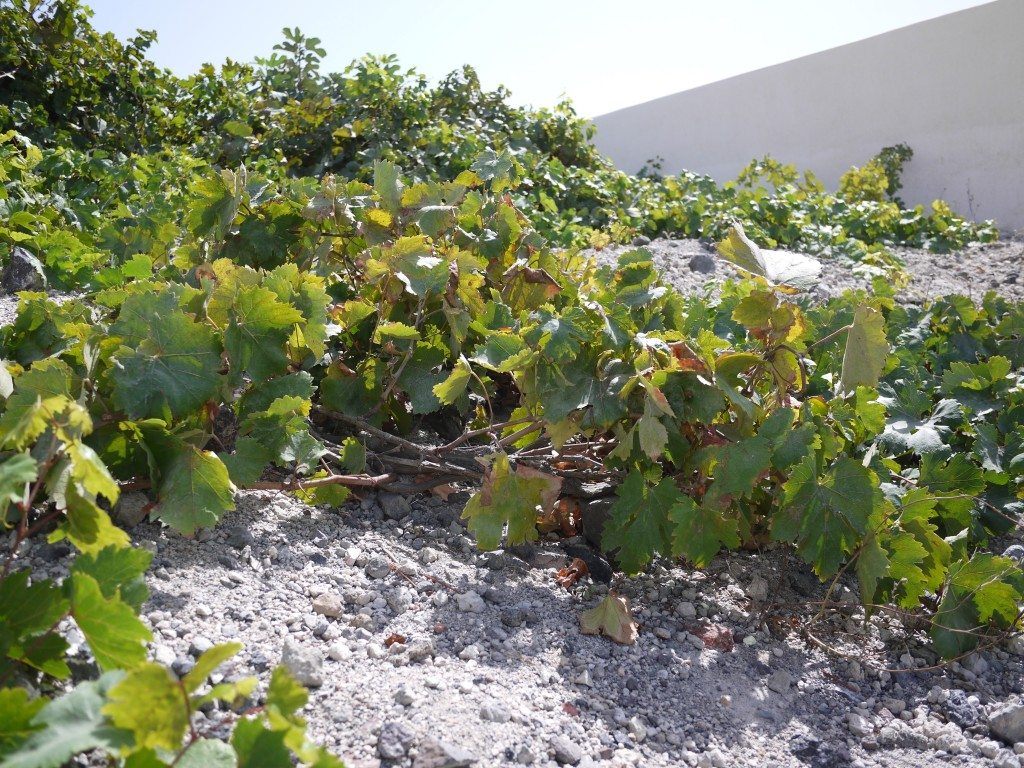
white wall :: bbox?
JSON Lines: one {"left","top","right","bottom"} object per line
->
{"left": 591, "top": 0, "right": 1024, "bottom": 232}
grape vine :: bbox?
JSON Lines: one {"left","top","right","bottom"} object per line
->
{"left": 0, "top": 2, "right": 1021, "bottom": 765}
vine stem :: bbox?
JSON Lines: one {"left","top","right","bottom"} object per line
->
{"left": 807, "top": 323, "right": 853, "bottom": 349}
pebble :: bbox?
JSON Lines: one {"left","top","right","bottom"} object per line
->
{"left": 378, "top": 720, "right": 417, "bottom": 760}
{"left": 989, "top": 702, "right": 1024, "bottom": 745}
{"left": 549, "top": 734, "right": 583, "bottom": 765}
{"left": 479, "top": 702, "right": 511, "bottom": 723}
{"left": 413, "top": 737, "right": 478, "bottom": 767}
{"left": 455, "top": 591, "right": 486, "bottom": 613}
{"left": 312, "top": 593, "right": 343, "bottom": 618}
{"left": 766, "top": 670, "right": 793, "bottom": 694}
{"left": 280, "top": 638, "right": 324, "bottom": 687}
{"left": 364, "top": 555, "right": 391, "bottom": 579}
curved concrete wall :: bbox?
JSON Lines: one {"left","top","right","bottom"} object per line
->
{"left": 591, "top": 0, "right": 1024, "bottom": 232}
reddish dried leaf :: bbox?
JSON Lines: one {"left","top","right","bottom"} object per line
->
{"left": 695, "top": 623, "right": 734, "bottom": 652}
{"left": 384, "top": 633, "right": 407, "bottom": 648}
{"left": 667, "top": 341, "right": 710, "bottom": 374}
{"left": 562, "top": 702, "right": 580, "bottom": 717}
{"left": 554, "top": 557, "right": 589, "bottom": 589}
{"left": 520, "top": 267, "right": 561, "bottom": 298}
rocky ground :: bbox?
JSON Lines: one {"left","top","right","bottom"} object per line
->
{"left": 586, "top": 236, "right": 1024, "bottom": 305}
{"left": 4, "top": 237, "right": 1024, "bottom": 768}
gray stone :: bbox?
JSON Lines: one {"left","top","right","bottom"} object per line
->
{"left": 365, "top": 555, "right": 391, "bottom": 579}
{"left": 549, "top": 734, "right": 583, "bottom": 765}
{"left": 632, "top": 235, "right": 651, "bottom": 246}
{"left": 225, "top": 526, "right": 254, "bottom": 549}
{"left": 407, "top": 638, "right": 435, "bottom": 663}
{"left": 989, "top": 702, "right": 1024, "bottom": 745}
{"left": 112, "top": 492, "right": 150, "bottom": 528}
{"left": 515, "top": 745, "right": 536, "bottom": 764}
{"left": 746, "top": 576, "right": 769, "bottom": 602}
{"left": 378, "top": 720, "right": 416, "bottom": 760}
{"left": 943, "top": 689, "right": 980, "bottom": 728}
{"left": 312, "top": 593, "right": 343, "bottom": 618}
{"left": 380, "top": 493, "right": 412, "bottom": 520}
{"left": 455, "top": 591, "right": 485, "bottom": 613}
{"left": 1002, "top": 544, "right": 1024, "bottom": 566}
{"left": 766, "top": 669, "right": 793, "bottom": 694}
{"left": 479, "top": 702, "right": 511, "bottom": 723}
{"left": 280, "top": 638, "right": 323, "bottom": 687}
{"left": 1, "top": 247, "right": 46, "bottom": 293}
{"left": 688, "top": 252, "right": 717, "bottom": 274}
{"left": 189, "top": 636, "right": 214, "bottom": 657}
{"left": 413, "top": 737, "right": 477, "bottom": 768}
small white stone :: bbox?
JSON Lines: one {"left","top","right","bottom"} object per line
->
{"left": 459, "top": 644, "right": 481, "bottom": 661}
{"left": 455, "top": 591, "right": 486, "bottom": 613}
{"left": 327, "top": 642, "right": 351, "bottom": 661}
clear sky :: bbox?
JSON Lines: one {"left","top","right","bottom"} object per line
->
{"left": 84, "top": 0, "right": 992, "bottom": 118}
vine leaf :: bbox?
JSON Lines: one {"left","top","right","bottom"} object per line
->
{"left": 670, "top": 497, "right": 739, "bottom": 568}
{"left": 224, "top": 286, "right": 303, "bottom": 380}
{"left": 840, "top": 306, "right": 889, "bottom": 393}
{"left": 149, "top": 435, "right": 235, "bottom": 535}
{"left": 69, "top": 573, "right": 151, "bottom": 673}
{"left": 579, "top": 592, "right": 638, "bottom": 645}
{"left": 461, "top": 453, "right": 561, "bottom": 550}
{"left": 773, "top": 456, "right": 878, "bottom": 578}
{"left": 110, "top": 309, "right": 222, "bottom": 420}
{"left": 601, "top": 470, "right": 681, "bottom": 574}
{"left": 931, "top": 554, "right": 1023, "bottom": 657}
{"left": 0, "top": 687, "right": 45, "bottom": 757}
{"left": 0, "top": 452, "right": 37, "bottom": 517}
{"left": 102, "top": 662, "right": 189, "bottom": 751}
{"left": 1, "top": 674, "right": 131, "bottom": 768}
{"left": 716, "top": 223, "right": 821, "bottom": 289}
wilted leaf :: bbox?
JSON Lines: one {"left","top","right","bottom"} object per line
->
{"left": 579, "top": 592, "right": 638, "bottom": 644}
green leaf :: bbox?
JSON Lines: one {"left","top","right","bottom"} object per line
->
{"left": 0, "top": 687, "right": 45, "bottom": 757}
{"left": 602, "top": 470, "right": 681, "bottom": 574}
{"left": 110, "top": 309, "right": 222, "bottom": 420}
{"left": 2, "top": 673, "right": 131, "bottom": 768}
{"left": 150, "top": 438, "right": 235, "bottom": 535}
{"left": 65, "top": 443, "right": 119, "bottom": 505}
{"left": 70, "top": 573, "right": 151, "bottom": 672}
{"left": 224, "top": 286, "right": 303, "bottom": 380}
{"left": 266, "top": 666, "right": 307, "bottom": 717}
{"left": 70, "top": 546, "right": 152, "bottom": 612}
{"left": 433, "top": 357, "right": 472, "bottom": 405}
{"left": 773, "top": 456, "right": 878, "bottom": 578}
{"left": 670, "top": 497, "right": 739, "bottom": 568}
{"left": 855, "top": 529, "right": 889, "bottom": 606}
{"left": 0, "top": 453, "right": 37, "bottom": 518}
{"left": 183, "top": 638, "right": 240, "bottom": 696}
{"left": 232, "top": 718, "right": 292, "bottom": 768}
{"left": 0, "top": 359, "right": 74, "bottom": 449}
{"left": 932, "top": 554, "right": 1023, "bottom": 657}
{"left": 177, "top": 738, "right": 237, "bottom": 768}
{"left": 919, "top": 453, "right": 985, "bottom": 528}
{"left": 0, "top": 570, "right": 70, "bottom": 673}
{"left": 58, "top": 484, "right": 131, "bottom": 555}
{"left": 374, "top": 160, "right": 404, "bottom": 215}
{"left": 840, "top": 306, "right": 889, "bottom": 393}
{"left": 461, "top": 453, "right": 561, "bottom": 550}
{"left": 221, "top": 437, "right": 272, "bottom": 487}
{"left": 705, "top": 436, "right": 772, "bottom": 503}
{"left": 103, "top": 662, "right": 189, "bottom": 751}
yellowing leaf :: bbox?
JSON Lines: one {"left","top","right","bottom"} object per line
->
{"left": 102, "top": 662, "right": 189, "bottom": 751}
{"left": 579, "top": 592, "right": 638, "bottom": 645}
{"left": 461, "top": 453, "right": 562, "bottom": 550}
{"left": 840, "top": 305, "right": 889, "bottom": 393}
